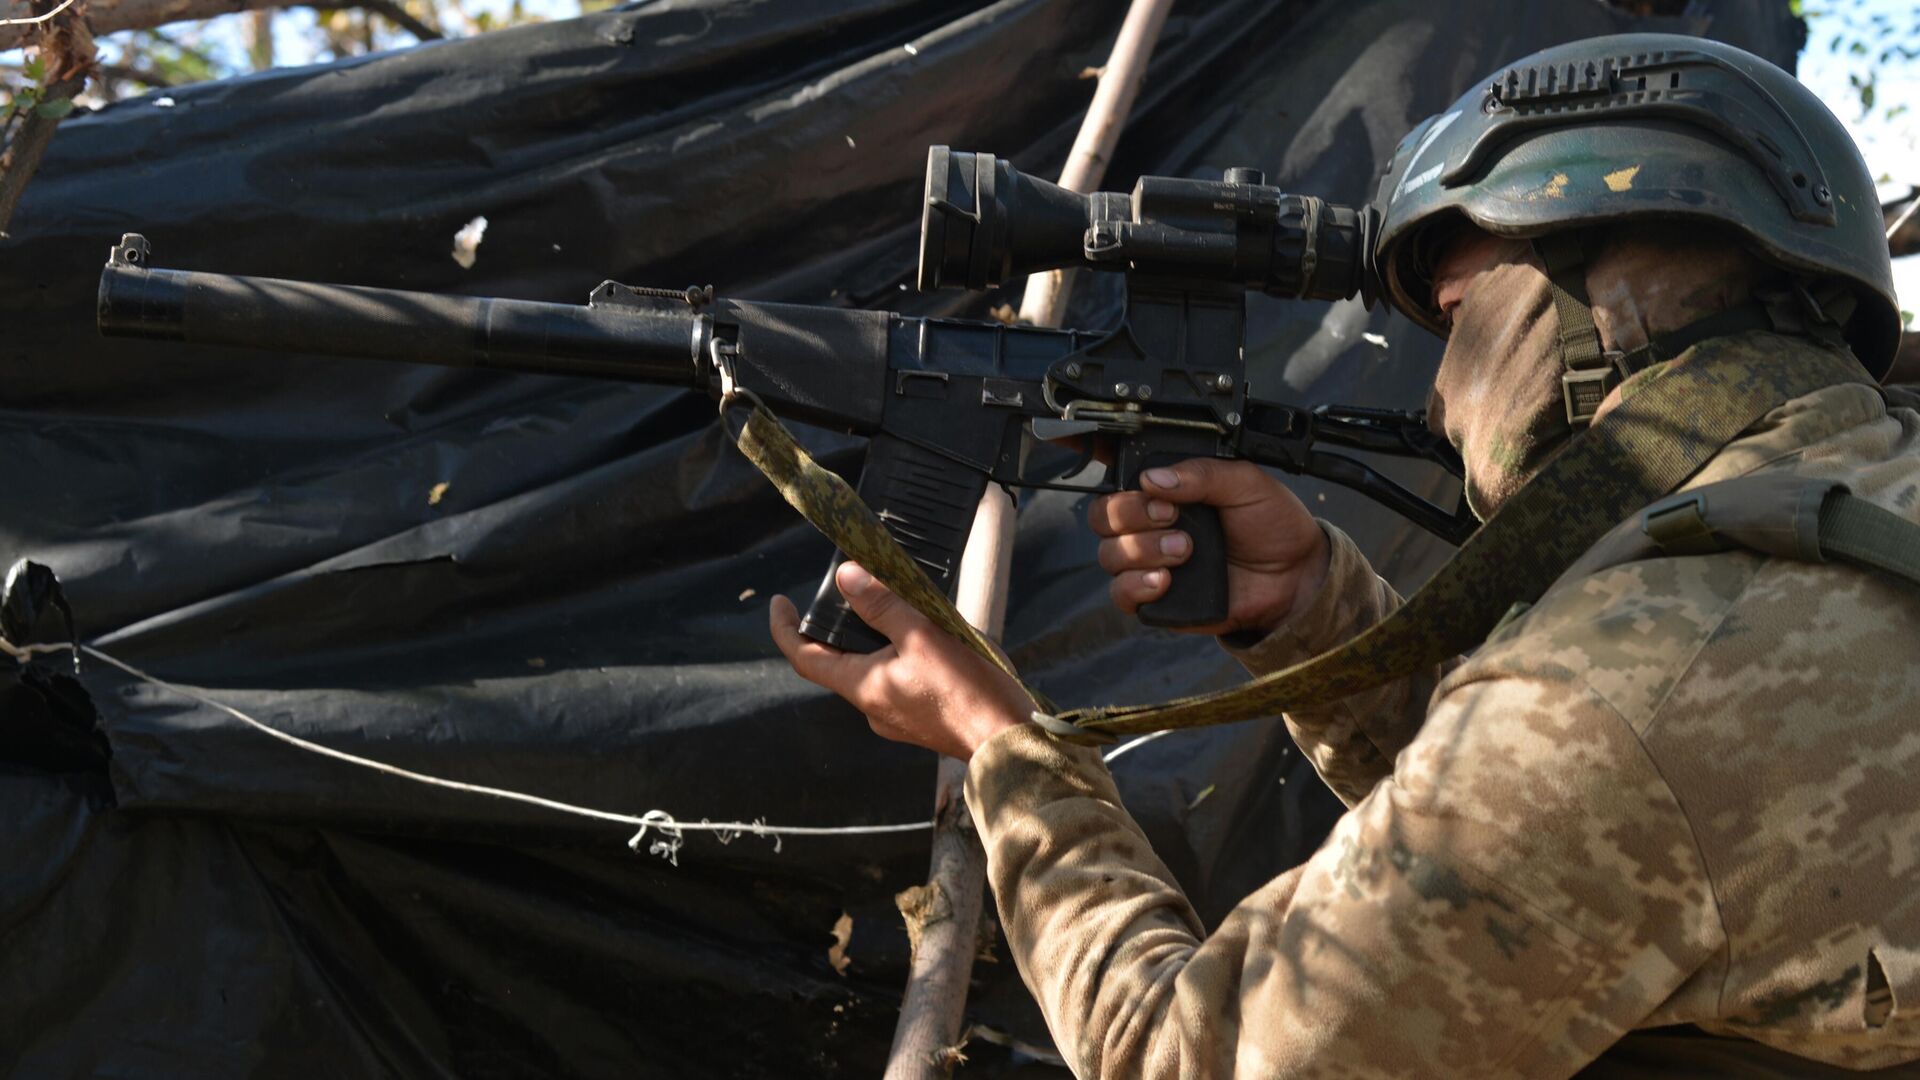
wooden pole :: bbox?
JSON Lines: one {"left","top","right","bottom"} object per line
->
{"left": 1016, "top": 0, "right": 1176, "bottom": 329}
{"left": 882, "top": 489, "right": 1015, "bottom": 1078}
{"left": 883, "top": 0, "right": 1176, "bottom": 1074}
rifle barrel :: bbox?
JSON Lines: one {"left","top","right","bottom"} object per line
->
{"left": 98, "top": 252, "right": 701, "bottom": 387}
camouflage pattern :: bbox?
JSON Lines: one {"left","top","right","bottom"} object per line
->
{"left": 964, "top": 333, "right": 1920, "bottom": 1076}
{"left": 1372, "top": 34, "right": 1903, "bottom": 377}
{"left": 1427, "top": 257, "right": 1571, "bottom": 517}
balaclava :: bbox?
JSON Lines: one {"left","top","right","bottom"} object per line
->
{"left": 1425, "top": 257, "right": 1571, "bottom": 518}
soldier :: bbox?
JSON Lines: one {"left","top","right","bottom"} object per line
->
{"left": 771, "top": 34, "right": 1920, "bottom": 1077}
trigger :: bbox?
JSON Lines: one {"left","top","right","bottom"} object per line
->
{"left": 1030, "top": 418, "right": 1101, "bottom": 441}
{"left": 1063, "top": 439, "right": 1097, "bottom": 481}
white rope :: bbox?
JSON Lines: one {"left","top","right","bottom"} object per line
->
{"left": 0, "top": 0, "right": 78, "bottom": 29}
{"left": 0, "top": 639, "right": 1175, "bottom": 862}
{"left": 1100, "top": 729, "right": 1170, "bottom": 764}
{"left": 0, "top": 639, "right": 934, "bottom": 862}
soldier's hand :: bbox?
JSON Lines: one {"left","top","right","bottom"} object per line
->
{"left": 1089, "top": 459, "right": 1329, "bottom": 638}
{"left": 769, "top": 562, "right": 1029, "bottom": 761}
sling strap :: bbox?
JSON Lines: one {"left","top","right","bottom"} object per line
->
{"left": 721, "top": 389, "right": 1056, "bottom": 715}
{"left": 723, "top": 334, "right": 1877, "bottom": 746}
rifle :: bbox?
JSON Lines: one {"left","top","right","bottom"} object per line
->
{"left": 96, "top": 147, "right": 1471, "bottom": 653}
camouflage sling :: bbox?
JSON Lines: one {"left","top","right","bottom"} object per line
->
{"left": 723, "top": 390, "right": 1057, "bottom": 716}
{"left": 726, "top": 334, "right": 1881, "bottom": 744}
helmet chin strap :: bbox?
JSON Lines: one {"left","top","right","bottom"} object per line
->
{"left": 1533, "top": 233, "right": 1860, "bottom": 428}
{"left": 1532, "top": 233, "right": 1615, "bottom": 426}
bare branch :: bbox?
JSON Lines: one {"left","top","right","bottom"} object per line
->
{"left": 140, "top": 26, "right": 220, "bottom": 70}
{"left": 95, "top": 59, "right": 178, "bottom": 86}
{"left": 0, "top": 0, "right": 77, "bottom": 29}
{"left": 356, "top": 0, "right": 438, "bottom": 44}
{"left": 1, "top": 0, "right": 441, "bottom": 52}
{"left": 1886, "top": 187, "right": 1920, "bottom": 260}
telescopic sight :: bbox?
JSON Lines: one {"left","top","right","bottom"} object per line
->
{"left": 916, "top": 146, "right": 1378, "bottom": 303}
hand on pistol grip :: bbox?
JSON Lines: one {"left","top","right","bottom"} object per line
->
{"left": 1091, "top": 456, "right": 1331, "bottom": 639}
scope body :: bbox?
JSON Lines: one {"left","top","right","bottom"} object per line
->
{"left": 919, "top": 147, "right": 1378, "bottom": 304}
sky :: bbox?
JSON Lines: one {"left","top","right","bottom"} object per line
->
{"left": 1796, "top": 0, "right": 1920, "bottom": 317}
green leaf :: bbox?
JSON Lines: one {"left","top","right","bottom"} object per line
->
{"left": 1903, "top": 310, "right": 1915, "bottom": 330}
{"left": 22, "top": 56, "right": 44, "bottom": 82}
{"left": 34, "top": 97, "right": 74, "bottom": 119}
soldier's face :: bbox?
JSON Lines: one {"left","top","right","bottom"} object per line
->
{"left": 1430, "top": 226, "right": 1533, "bottom": 331}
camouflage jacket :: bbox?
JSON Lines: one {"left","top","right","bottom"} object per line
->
{"left": 965, "top": 338, "right": 1920, "bottom": 1078}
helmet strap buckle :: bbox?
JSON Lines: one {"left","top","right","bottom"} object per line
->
{"left": 1559, "top": 357, "right": 1620, "bottom": 424}
{"left": 1562, "top": 363, "right": 1620, "bottom": 426}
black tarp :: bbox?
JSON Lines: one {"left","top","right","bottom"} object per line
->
{"left": 0, "top": 1, "right": 1803, "bottom": 1075}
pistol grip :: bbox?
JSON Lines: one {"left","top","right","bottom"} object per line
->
{"left": 1129, "top": 454, "right": 1230, "bottom": 629}
{"left": 799, "top": 434, "right": 989, "bottom": 654}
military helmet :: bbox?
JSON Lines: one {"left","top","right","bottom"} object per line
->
{"left": 1373, "top": 33, "right": 1901, "bottom": 380}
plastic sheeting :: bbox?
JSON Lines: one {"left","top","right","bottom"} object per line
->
{"left": 0, "top": 1, "right": 1802, "bottom": 1074}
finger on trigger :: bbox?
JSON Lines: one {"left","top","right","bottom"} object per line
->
{"left": 1141, "top": 461, "right": 1222, "bottom": 504}
{"left": 1146, "top": 457, "right": 1275, "bottom": 509}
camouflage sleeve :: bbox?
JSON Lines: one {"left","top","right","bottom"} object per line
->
{"left": 965, "top": 669, "right": 1722, "bottom": 1079}
{"left": 1222, "top": 521, "right": 1460, "bottom": 806}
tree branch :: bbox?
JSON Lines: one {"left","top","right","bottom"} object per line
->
{"left": 1886, "top": 188, "right": 1920, "bottom": 260}
{"left": 95, "top": 59, "right": 178, "bottom": 86}
{"left": 355, "top": 0, "right": 438, "bottom": 45}
{"left": 2, "top": 0, "right": 95, "bottom": 238}
{"left": 142, "top": 25, "right": 220, "bottom": 69}
{"left": 0, "top": 0, "right": 440, "bottom": 51}
{"left": 0, "top": 73, "right": 83, "bottom": 237}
